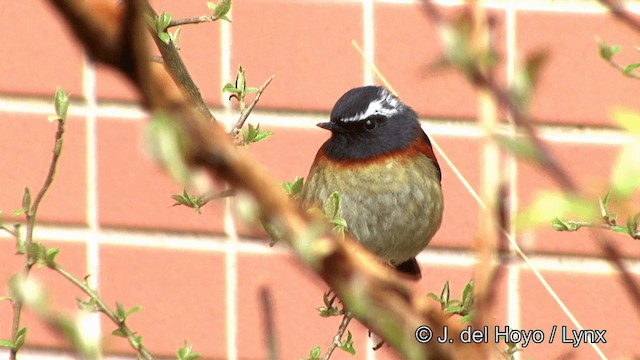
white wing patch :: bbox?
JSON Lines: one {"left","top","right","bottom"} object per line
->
{"left": 341, "top": 90, "right": 403, "bottom": 123}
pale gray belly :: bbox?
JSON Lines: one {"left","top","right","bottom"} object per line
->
{"left": 301, "top": 156, "right": 443, "bottom": 265}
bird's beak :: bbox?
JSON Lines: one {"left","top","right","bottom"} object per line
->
{"left": 316, "top": 122, "right": 334, "bottom": 131}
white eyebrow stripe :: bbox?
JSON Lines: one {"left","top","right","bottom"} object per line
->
{"left": 341, "top": 93, "right": 401, "bottom": 123}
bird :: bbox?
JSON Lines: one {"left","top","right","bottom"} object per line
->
{"left": 299, "top": 86, "right": 444, "bottom": 280}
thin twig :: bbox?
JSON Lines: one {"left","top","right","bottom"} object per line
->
{"left": 322, "top": 313, "right": 352, "bottom": 360}
{"left": 146, "top": 5, "right": 216, "bottom": 122}
{"left": 167, "top": 15, "right": 219, "bottom": 29}
{"left": 260, "top": 287, "right": 278, "bottom": 360}
{"left": 52, "top": 264, "right": 154, "bottom": 360}
{"left": 9, "top": 117, "right": 65, "bottom": 360}
{"left": 1, "top": 225, "right": 17, "bottom": 237}
{"left": 231, "top": 75, "right": 275, "bottom": 136}
{"left": 603, "top": 57, "right": 640, "bottom": 79}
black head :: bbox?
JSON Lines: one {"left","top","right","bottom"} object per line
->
{"left": 318, "top": 86, "right": 421, "bottom": 161}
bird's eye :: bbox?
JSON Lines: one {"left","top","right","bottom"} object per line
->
{"left": 363, "top": 118, "right": 376, "bottom": 130}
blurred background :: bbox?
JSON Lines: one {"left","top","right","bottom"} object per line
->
{"left": 1, "top": 0, "right": 639, "bottom": 359}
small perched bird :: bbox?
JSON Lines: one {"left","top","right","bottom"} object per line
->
{"left": 300, "top": 86, "right": 444, "bottom": 279}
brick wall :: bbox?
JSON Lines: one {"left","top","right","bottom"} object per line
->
{"left": 1, "top": 0, "right": 639, "bottom": 359}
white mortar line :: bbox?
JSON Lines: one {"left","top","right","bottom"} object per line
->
{"left": 82, "top": 56, "right": 102, "bottom": 355}
{"left": 220, "top": 10, "right": 238, "bottom": 360}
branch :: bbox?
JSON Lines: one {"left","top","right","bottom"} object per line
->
{"left": 322, "top": 313, "right": 352, "bottom": 360}
{"left": 10, "top": 116, "right": 65, "bottom": 360}
{"left": 146, "top": 5, "right": 216, "bottom": 122}
{"left": 52, "top": 264, "right": 153, "bottom": 360}
{"left": 260, "top": 287, "right": 278, "bottom": 360}
{"left": 598, "top": 0, "right": 640, "bottom": 34}
{"left": 46, "top": 0, "right": 486, "bottom": 358}
{"left": 168, "top": 15, "right": 219, "bottom": 29}
{"left": 231, "top": 74, "right": 275, "bottom": 136}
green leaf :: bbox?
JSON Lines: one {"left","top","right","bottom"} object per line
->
{"left": 170, "top": 27, "right": 183, "bottom": 48}
{"left": 324, "top": 191, "right": 341, "bottom": 220}
{"left": 12, "top": 209, "right": 25, "bottom": 216}
{"left": 76, "top": 297, "right": 99, "bottom": 312}
{"left": 426, "top": 292, "right": 443, "bottom": 304}
{"left": 236, "top": 66, "right": 246, "bottom": 93}
{"left": 461, "top": 280, "right": 474, "bottom": 308}
{"left": 14, "top": 224, "right": 25, "bottom": 254}
{"left": 115, "top": 302, "right": 126, "bottom": 322}
{"left": 303, "top": 346, "right": 322, "bottom": 360}
{"left": 241, "top": 123, "right": 273, "bottom": 145}
{"left": 111, "top": 328, "right": 127, "bottom": 338}
{"left": 21, "top": 187, "right": 31, "bottom": 214}
{"left": 158, "top": 12, "right": 172, "bottom": 29}
{"left": 177, "top": 341, "right": 202, "bottom": 360}
{"left": 158, "top": 32, "right": 171, "bottom": 44}
{"left": 245, "top": 87, "right": 259, "bottom": 94}
{"left": 282, "top": 177, "right": 304, "bottom": 196}
{"left": 623, "top": 62, "right": 640, "bottom": 76}
{"left": 145, "top": 111, "right": 189, "bottom": 183}
{"left": 171, "top": 188, "right": 210, "bottom": 214}
{"left": 0, "top": 339, "right": 14, "bottom": 348}
{"left": 610, "top": 225, "right": 630, "bottom": 235}
{"left": 222, "top": 83, "right": 240, "bottom": 94}
{"left": 441, "top": 281, "right": 450, "bottom": 305}
{"left": 14, "top": 327, "right": 27, "bottom": 351}
{"left": 133, "top": 335, "right": 143, "bottom": 348}
{"left": 627, "top": 214, "right": 640, "bottom": 239}
{"left": 45, "top": 247, "right": 60, "bottom": 267}
{"left": 252, "top": 129, "right": 273, "bottom": 143}
{"left": 338, "top": 330, "right": 356, "bottom": 355}
{"left": 208, "top": 0, "right": 232, "bottom": 21}
{"left": 28, "top": 242, "right": 46, "bottom": 265}
{"left": 598, "top": 189, "right": 614, "bottom": 221}
{"left": 155, "top": 12, "right": 173, "bottom": 44}
{"left": 53, "top": 88, "right": 70, "bottom": 121}
{"left": 317, "top": 305, "right": 342, "bottom": 317}
{"left": 126, "top": 305, "right": 142, "bottom": 318}
{"left": 597, "top": 38, "right": 622, "bottom": 61}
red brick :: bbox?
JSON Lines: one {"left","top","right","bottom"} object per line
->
{"left": 97, "top": 117, "right": 225, "bottom": 232}
{"left": 96, "top": 0, "right": 222, "bottom": 105}
{"left": 99, "top": 245, "right": 226, "bottom": 358}
{"left": 518, "top": 11, "right": 640, "bottom": 125}
{"left": 232, "top": 0, "right": 364, "bottom": 112}
{"left": 519, "top": 269, "right": 639, "bottom": 359}
{"left": 237, "top": 252, "right": 369, "bottom": 360}
{"left": 0, "top": 114, "right": 87, "bottom": 225}
{"left": 245, "top": 124, "right": 328, "bottom": 183}
{"left": 0, "top": 0, "right": 84, "bottom": 96}
{"left": 0, "top": 239, "right": 87, "bottom": 350}
{"left": 376, "top": 3, "right": 507, "bottom": 120}
{"left": 517, "top": 140, "right": 640, "bottom": 258}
